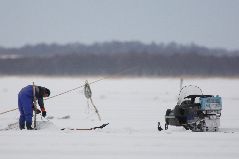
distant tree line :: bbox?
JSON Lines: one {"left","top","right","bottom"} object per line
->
{"left": 0, "top": 41, "right": 239, "bottom": 77}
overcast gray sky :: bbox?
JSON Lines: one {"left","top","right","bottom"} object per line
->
{"left": 0, "top": 0, "right": 238, "bottom": 50}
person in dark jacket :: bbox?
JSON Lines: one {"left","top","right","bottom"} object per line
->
{"left": 18, "top": 85, "right": 50, "bottom": 130}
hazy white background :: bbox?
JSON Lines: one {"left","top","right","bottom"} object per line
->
{"left": 0, "top": 0, "right": 238, "bottom": 50}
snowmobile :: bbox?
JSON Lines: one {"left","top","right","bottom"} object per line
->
{"left": 164, "top": 85, "right": 222, "bottom": 132}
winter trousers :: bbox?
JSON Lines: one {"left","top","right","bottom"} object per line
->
{"left": 18, "top": 86, "right": 33, "bottom": 129}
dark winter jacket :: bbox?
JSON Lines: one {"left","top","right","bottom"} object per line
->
{"left": 19, "top": 85, "right": 46, "bottom": 109}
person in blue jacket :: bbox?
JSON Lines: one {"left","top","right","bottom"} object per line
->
{"left": 18, "top": 85, "right": 50, "bottom": 130}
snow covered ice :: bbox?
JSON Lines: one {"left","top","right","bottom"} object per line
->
{"left": 1, "top": 77, "right": 239, "bottom": 159}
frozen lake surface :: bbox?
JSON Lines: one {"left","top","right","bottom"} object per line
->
{"left": 0, "top": 77, "right": 239, "bottom": 159}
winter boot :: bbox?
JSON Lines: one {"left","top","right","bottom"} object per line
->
{"left": 19, "top": 123, "right": 25, "bottom": 130}
{"left": 26, "top": 122, "right": 33, "bottom": 130}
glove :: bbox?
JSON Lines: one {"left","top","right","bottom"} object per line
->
{"left": 42, "top": 111, "right": 47, "bottom": 117}
{"left": 40, "top": 107, "right": 47, "bottom": 117}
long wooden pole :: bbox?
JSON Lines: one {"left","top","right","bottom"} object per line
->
{"left": 33, "top": 82, "right": 37, "bottom": 129}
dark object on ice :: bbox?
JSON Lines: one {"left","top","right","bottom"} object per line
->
{"left": 58, "top": 115, "right": 71, "bottom": 119}
{"left": 158, "top": 122, "right": 163, "bottom": 131}
{"left": 92, "top": 123, "right": 109, "bottom": 130}
{"left": 61, "top": 123, "right": 109, "bottom": 131}
{"left": 164, "top": 85, "right": 222, "bottom": 132}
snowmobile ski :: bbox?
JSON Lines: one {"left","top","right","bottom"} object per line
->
{"left": 60, "top": 123, "right": 109, "bottom": 131}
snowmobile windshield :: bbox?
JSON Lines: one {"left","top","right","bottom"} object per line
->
{"left": 177, "top": 85, "right": 203, "bottom": 105}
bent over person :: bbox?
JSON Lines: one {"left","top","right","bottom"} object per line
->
{"left": 18, "top": 85, "right": 50, "bottom": 130}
